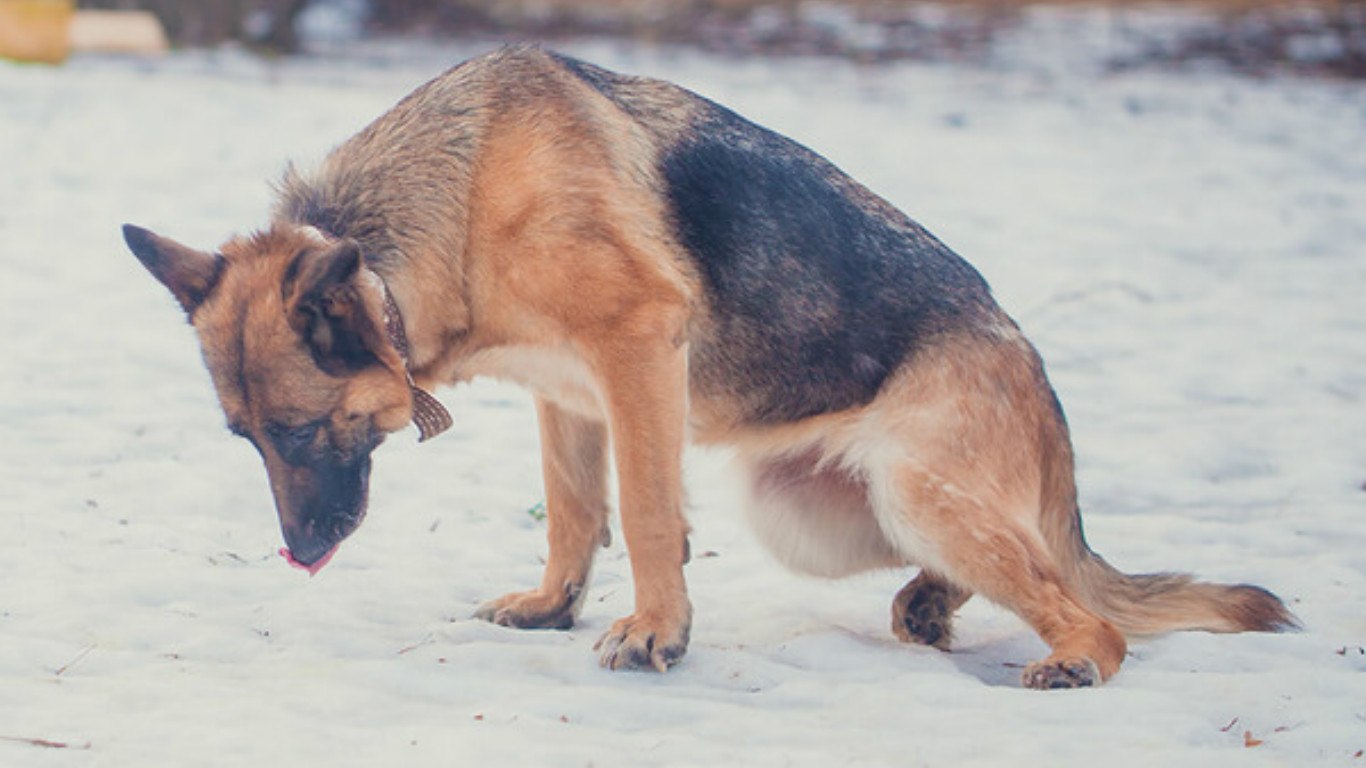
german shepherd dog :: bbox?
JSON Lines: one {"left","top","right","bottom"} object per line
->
{"left": 123, "top": 45, "right": 1294, "bottom": 688}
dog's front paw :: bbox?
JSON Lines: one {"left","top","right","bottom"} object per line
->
{"left": 594, "top": 610, "right": 691, "bottom": 672}
{"left": 473, "top": 582, "right": 584, "bottom": 630}
{"left": 1021, "top": 657, "right": 1101, "bottom": 690}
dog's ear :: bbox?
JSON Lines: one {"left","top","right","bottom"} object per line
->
{"left": 123, "top": 224, "right": 222, "bottom": 314}
{"left": 283, "top": 240, "right": 389, "bottom": 376}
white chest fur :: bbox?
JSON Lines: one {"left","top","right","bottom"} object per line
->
{"left": 453, "top": 345, "right": 604, "bottom": 418}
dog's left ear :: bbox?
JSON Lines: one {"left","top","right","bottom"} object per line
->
{"left": 284, "top": 240, "right": 390, "bottom": 376}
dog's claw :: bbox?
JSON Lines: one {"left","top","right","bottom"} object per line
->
{"left": 594, "top": 612, "right": 690, "bottom": 673}
{"left": 472, "top": 605, "right": 516, "bottom": 628}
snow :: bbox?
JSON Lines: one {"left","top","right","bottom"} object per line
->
{"left": 3, "top": 18, "right": 1365, "bottom": 766}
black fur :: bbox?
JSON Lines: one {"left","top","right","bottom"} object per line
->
{"left": 659, "top": 105, "right": 995, "bottom": 424}
{"left": 552, "top": 52, "right": 996, "bottom": 423}
{"left": 281, "top": 453, "right": 371, "bottom": 565}
{"left": 552, "top": 54, "right": 623, "bottom": 103}
{"left": 276, "top": 173, "right": 400, "bottom": 271}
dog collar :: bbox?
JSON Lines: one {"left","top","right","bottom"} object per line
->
{"left": 375, "top": 273, "right": 453, "bottom": 442}
{"left": 300, "top": 225, "right": 451, "bottom": 441}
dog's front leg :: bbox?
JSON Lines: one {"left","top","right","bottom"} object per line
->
{"left": 474, "top": 398, "right": 610, "bottom": 630}
{"left": 591, "top": 324, "right": 692, "bottom": 672}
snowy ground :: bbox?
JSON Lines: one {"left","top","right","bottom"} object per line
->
{"left": 2, "top": 14, "right": 1365, "bottom": 767}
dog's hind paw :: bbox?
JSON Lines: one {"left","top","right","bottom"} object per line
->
{"left": 892, "top": 582, "right": 954, "bottom": 650}
{"left": 473, "top": 582, "right": 584, "bottom": 631}
{"left": 1021, "top": 657, "right": 1101, "bottom": 690}
{"left": 594, "top": 611, "right": 690, "bottom": 673}
{"left": 891, "top": 572, "right": 972, "bottom": 651}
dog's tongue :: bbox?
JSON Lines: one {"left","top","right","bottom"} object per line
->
{"left": 279, "top": 546, "right": 337, "bottom": 576}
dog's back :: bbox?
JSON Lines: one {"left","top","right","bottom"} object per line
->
{"left": 553, "top": 52, "right": 1002, "bottom": 427}
{"left": 278, "top": 47, "right": 1001, "bottom": 429}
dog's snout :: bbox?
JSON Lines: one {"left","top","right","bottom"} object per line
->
{"left": 270, "top": 454, "right": 371, "bottom": 573}
{"left": 281, "top": 520, "right": 337, "bottom": 567}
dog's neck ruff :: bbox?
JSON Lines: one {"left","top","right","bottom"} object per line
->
{"left": 377, "top": 280, "right": 452, "bottom": 442}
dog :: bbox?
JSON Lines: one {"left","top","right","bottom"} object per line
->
{"left": 123, "top": 45, "right": 1295, "bottom": 688}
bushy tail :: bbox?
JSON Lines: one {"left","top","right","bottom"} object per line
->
{"left": 1070, "top": 549, "right": 1299, "bottom": 637}
{"left": 1031, "top": 351, "right": 1297, "bottom": 638}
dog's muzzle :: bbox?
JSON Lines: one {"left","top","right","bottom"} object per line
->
{"left": 274, "top": 454, "right": 371, "bottom": 575}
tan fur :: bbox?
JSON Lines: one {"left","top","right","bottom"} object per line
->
{"left": 442, "top": 72, "right": 699, "bottom": 670}
{"left": 723, "top": 325, "right": 1135, "bottom": 679}
{"left": 127, "top": 46, "right": 1293, "bottom": 687}
{"left": 200, "top": 228, "right": 413, "bottom": 440}
{"left": 475, "top": 398, "right": 610, "bottom": 629}
{"left": 711, "top": 317, "right": 1289, "bottom": 685}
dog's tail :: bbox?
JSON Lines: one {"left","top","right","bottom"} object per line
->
{"left": 1035, "top": 387, "right": 1297, "bottom": 637}
{"left": 1065, "top": 545, "right": 1298, "bottom": 636}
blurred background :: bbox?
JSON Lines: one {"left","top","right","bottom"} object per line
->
{"left": 0, "top": 0, "right": 1361, "bottom": 77}
{"left": 3, "top": 0, "right": 1365, "bottom": 763}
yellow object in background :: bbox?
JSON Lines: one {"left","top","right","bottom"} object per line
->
{"left": 69, "top": 10, "right": 168, "bottom": 55}
{"left": 0, "top": 0, "right": 75, "bottom": 64}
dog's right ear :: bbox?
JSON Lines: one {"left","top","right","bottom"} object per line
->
{"left": 122, "top": 224, "right": 222, "bottom": 315}
{"left": 282, "top": 239, "right": 390, "bottom": 377}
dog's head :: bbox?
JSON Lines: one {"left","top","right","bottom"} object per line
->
{"left": 123, "top": 223, "right": 422, "bottom": 572}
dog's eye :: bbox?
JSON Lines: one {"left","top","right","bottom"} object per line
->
{"left": 266, "top": 420, "right": 323, "bottom": 460}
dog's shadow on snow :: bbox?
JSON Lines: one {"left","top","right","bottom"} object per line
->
{"left": 918, "top": 607, "right": 1054, "bottom": 687}
{"left": 939, "top": 634, "right": 1050, "bottom": 688}
{"left": 784, "top": 620, "right": 1049, "bottom": 689}
{"left": 888, "top": 632, "right": 1049, "bottom": 688}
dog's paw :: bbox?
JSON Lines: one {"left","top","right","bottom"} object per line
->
{"left": 892, "top": 583, "right": 954, "bottom": 650}
{"left": 1021, "top": 657, "right": 1101, "bottom": 690}
{"left": 473, "top": 582, "right": 583, "bottom": 630}
{"left": 594, "top": 610, "right": 691, "bottom": 672}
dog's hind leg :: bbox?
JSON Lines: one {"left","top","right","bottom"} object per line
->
{"left": 874, "top": 462, "right": 1126, "bottom": 689}
{"left": 891, "top": 571, "right": 972, "bottom": 650}
{"left": 475, "top": 397, "right": 610, "bottom": 630}
{"left": 862, "top": 335, "right": 1126, "bottom": 688}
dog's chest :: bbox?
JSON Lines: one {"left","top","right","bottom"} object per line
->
{"left": 453, "top": 345, "right": 603, "bottom": 417}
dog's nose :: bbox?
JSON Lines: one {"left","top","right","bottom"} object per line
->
{"left": 280, "top": 545, "right": 337, "bottom": 576}
{"left": 281, "top": 521, "right": 337, "bottom": 569}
